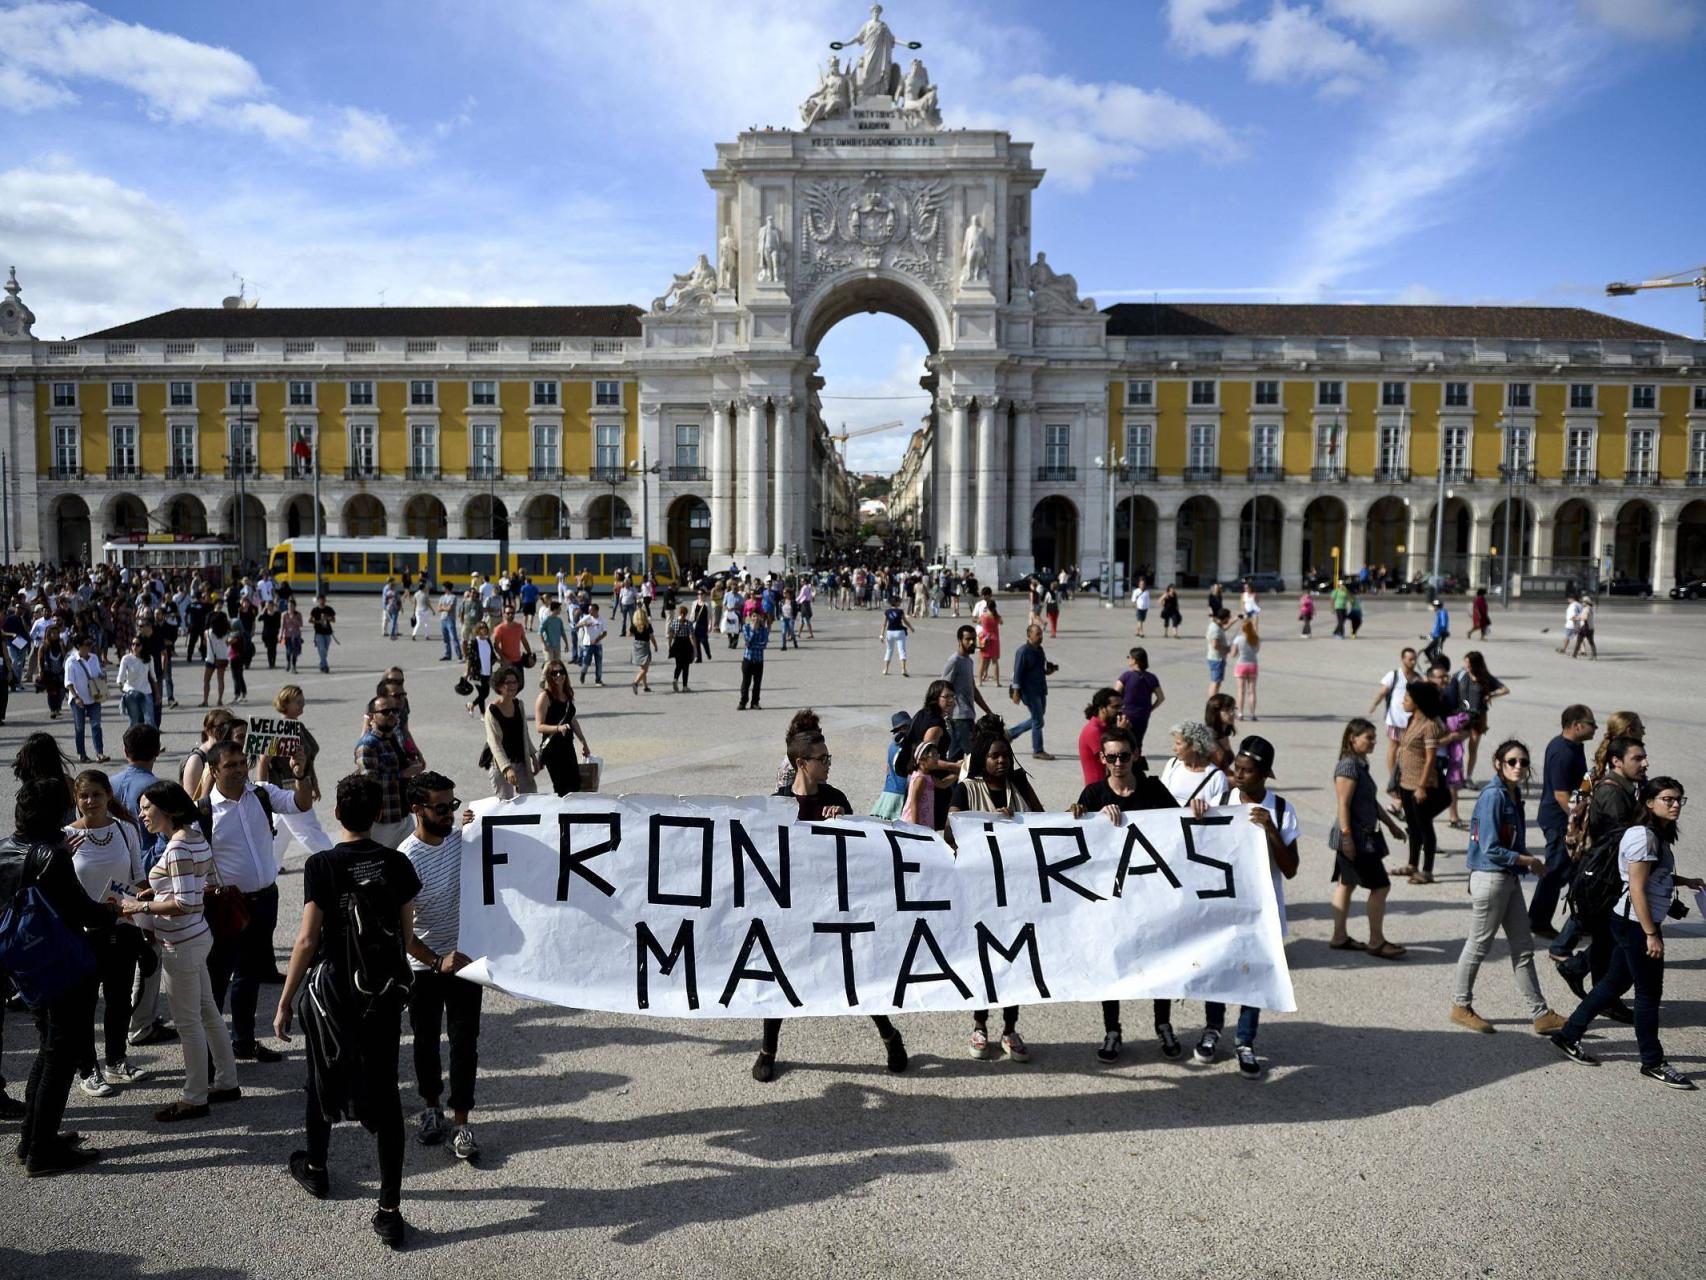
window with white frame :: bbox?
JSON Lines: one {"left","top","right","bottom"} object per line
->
{"left": 1314, "top": 421, "right": 1341, "bottom": 470}
{"left": 1126, "top": 380, "right": 1153, "bottom": 408}
{"left": 349, "top": 422, "right": 376, "bottom": 474}
{"left": 1187, "top": 422, "right": 1217, "bottom": 471}
{"left": 109, "top": 381, "right": 134, "bottom": 408}
{"left": 674, "top": 423, "right": 700, "bottom": 470}
{"left": 1189, "top": 380, "right": 1217, "bottom": 407}
{"left": 1442, "top": 423, "right": 1469, "bottom": 475}
{"left": 1503, "top": 424, "right": 1532, "bottom": 471}
{"left": 170, "top": 422, "right": 196, "bottom": 473}
{"left": 595, "top": 380, "right": 621, "bottom": 407}
{"left": 1628, "top": 426, "right": 1655, "bottom": 479}
{"left": 1253, "top": 380, "right": 1280, "bottom": 407}
{"left": 348, "top": 380, "right": 375, "bottom": 406}
{"left": 1695, "top": 385, "right": 1706, "bottom": 411}
{"left": 287, "top": 422, "right": 314, "bottom": 475}
{"left": 595, "top": 422, "right": 621, "bottom": 471}
{"left": 410, "top": 422, "right": 438, "bottom": 471}
{"left": 1317, "top": 380, "right": 1344, "bottom": 407}
{"left": 470, "top": 422, "right": 498, "bottom": 473}
{"left": 409, "top": 380, "right": 436, "bottom": 407}
{"left": 1042, "top": 423, "right": 1069, "bottom": 473}
{"left": 532, "top": 380, "right": 558, "bottom": 407}
{"left": 1377, "top": 422, "right": 1406, "bottom": 474}
{"left": 1506, "top": 382, "right": 1532, "bottom": 409}
{"left": 1565, "top": 426, "right": 1594, "bottom": 477}
{"left": 1570, "top": 383, "right": 1596, "bottom": 410}
{"left": 229, "top": 420, "right": 256, "bottom": 472}
{"left": 532, "top": 423, "right": 559, "bottom": 471}
{"left": 1381, "top": 381, "right": 1406, "bottom": 407}
{"left": 110, "top": 422, "right": 137, "bottom": 473}
{"left": 1443, "top": 381, "right": 1470, "bottom": 408}
{"left": 1252, "top": 422, "right": 1279, "bottom": 472}
{"left": 53, "top": 424, "right": 79, "bottom": 473}
{"left": 169, "top": 381, "right": 194, "bottom": 407}
{"left": 288, "top": 380, "right": 314, "bottom": 406}
{"left": 1691, "top": 427, "right": 1706, "bottom": 477}
{"left": 1631, "top": 384, "right": 1656, "bottom": 411}
{"left": 52, "top": 382, "right": 76, "bottom": 408}
{"left": 471, "top": 380, "right": 497, "bottom": 407}
{"left": 228, "top": 380, "right": 254, "bottom": 407}
{"left": 1124, "top": 421, "right": 1152, "bottom": 470}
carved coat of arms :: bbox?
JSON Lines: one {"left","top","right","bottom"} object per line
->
{"left": 799, "top": 178, "right": 948, "bottom": 292}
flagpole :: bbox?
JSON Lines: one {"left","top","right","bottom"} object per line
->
{"left": 313, "top": 427, "right": 324, "bottom": 598}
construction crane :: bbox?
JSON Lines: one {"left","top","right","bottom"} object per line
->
{"left": 1605, "top": 265, "right": 1706, "bottom": 339}
{"left": 829, "top": 419, "right": 903, "bottom": 460}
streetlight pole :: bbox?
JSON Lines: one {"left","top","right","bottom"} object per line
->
{"left": 1095, "top": 452, "right": 1125, "bottom": 605}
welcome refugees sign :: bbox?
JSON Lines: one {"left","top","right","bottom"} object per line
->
{"left": 456, "top": 795, "right": 1295, "bottom": 1019}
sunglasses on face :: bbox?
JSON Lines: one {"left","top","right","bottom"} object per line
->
{"left": 423, "top": 799, "right": 462, "bottom": 814}
{"left": 1502, "top": 757, "right": 1529, "bottom": 768}
{"left": 1102, "top": 751, "right": 1133, "bottom": 764}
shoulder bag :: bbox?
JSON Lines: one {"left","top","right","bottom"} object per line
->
{"left": 203, "top": 851, "right": 251, "bottom": 944}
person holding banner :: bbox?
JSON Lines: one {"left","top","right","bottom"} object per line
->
{"left": 1160, "top": 720, "right": 1230, "bottom": 813}
{"left": 257, "top": 686, "right": 332, "bottom": 857}
{"left": 753, "top": 729, "right": 908, "bottom": 1084}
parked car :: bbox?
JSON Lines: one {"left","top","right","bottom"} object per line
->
{"left": 1606, "top": 576, "right": 1653, "bottom": 598}
{"left": 1670, "top": 579, "right": 1706, "bottom": 600}
{"left": 1239, "top": 571, "right": 1286, "bottom": 594}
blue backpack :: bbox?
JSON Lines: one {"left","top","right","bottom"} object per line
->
{"left": 0, "top": 879, "right": 96, "bottom": 1009}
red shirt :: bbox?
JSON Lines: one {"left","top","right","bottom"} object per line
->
{"left": 1079, "top": 717, "right": 1110, "bottom": 785}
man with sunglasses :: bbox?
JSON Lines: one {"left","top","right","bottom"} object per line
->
{"left": 1451, "top": 740, "right": 1568, "bottom": 1036}
{"left": 355, "top": 696, "right": 425, "bottom": 849}
{"left": 398, "top": 772, "right": 484, "bottom": 1163}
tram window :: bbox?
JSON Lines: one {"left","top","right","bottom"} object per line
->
{"left": 393, "top": 552, "right": 419, "bottom": 574}
{"left": 571, "top": 554, "right": 602, "bottom": 576}
{"left": 545, "top": 552, "right": 573, "bottom": 574}
{"left": 337, "top": 553, "right": 364, "bottom": 575}
{"left": 271, "top": 552, "right": 288, "bottom": 573}
{"left": 295, "top": 551, "right": 316, "bottom": 573}
{"left": 366, "top": 553, "right": 390, "bottom": 574}
{"left": 517, "top": 553, "right": 543, "bottom": 574}
{"left": 605, "top": 552, "right": 639, "bottom": 575}
{"left": 652, "top": 553, "right": 673, "bottom": 578}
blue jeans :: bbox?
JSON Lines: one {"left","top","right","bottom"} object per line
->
{"left": 121, "top": 689, "right": 153, "bottom": 727}
{"left": 1204, "top": 1002, "right": 1261, "bottom": 1046}
{"left": 1560, "top": 913, "right": 1665, "bottom": 1067}
{"left": 1528, "top": 818, "right": 1571, "bottom": 934}
{"left": 314, "top": 633, "right": 331, "bottom": 671}
{"left": 1007, "top": 691, "right": 1047, "bottom": 754}
{"left": 579, "top": 641, "right": 603, "bottom": 683}
{"left": 385, "top": 610, "right": 400, "bottom": 637}
{"left": 72, "top": 701, "right": 104, "bottom": 757}
{"left": 947, "top": 717, "right": 973, "bottom": 761}
{"left": 441, "top": 617, "right": 460, "bottom": 660}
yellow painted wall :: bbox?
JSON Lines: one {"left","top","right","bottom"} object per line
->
{"left": 376, "top": 381, "right": 408, "bottom": 471}
{"left": 1155, "top": 381, "right": 1187, "bottom": 473}
{"left": 1659, "top": 385, "right": 1689, "bottom": 477}
{"left": 1533, "top": 383, "right": 1566, "bottom": 479}
{"left": 318, "top": 381, "right": 348, "bottom": 470}
{"left": 497, "top": 381, "right": 529, "bottom": 472}
{"left": 1220, "top": 379, "right": 1251, "bottom": 471}
{"left": 1598, "top": 385, "right": 1627, "bottom": 481}
{"left": 1107, "top": 381, "right": 1123, "bottom": 451}
{"left": 624, "top": 380, "right": 639, "bottom": 460}
{"left": 1343, "top": 380, "right": 1377, "bottom": 474}
{"left": 1282, "top": 380, "right": 1313, "bottom": 474}
{"left": 563, "top": 380, "right": 593, "bottom": 471}
{"left": 1469, "top": 382, "right": 1505, "bottom": 475}
{"left": 1410, "top": 381, "right": 1441, "bottom": 477}
{"left": 254, "top": 381, "right": 285, "bottom": 473}
{"left": 197, "top": 382, "right": 226, "bottom": 478}
{"left": 136, "top": 382, "right": 167, "bottom": 471}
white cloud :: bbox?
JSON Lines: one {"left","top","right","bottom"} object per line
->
{"left": 1167, "top": 0, "right": 1382, "bottom": 95}
{"left": 335, "top": 108, "right": 413, "bottom": 166}
{"left": 1580, "top": 0, "right": 1699, "bottom": 39}
{"left": 231, "top": 101, "right": 312, "bottom": 145}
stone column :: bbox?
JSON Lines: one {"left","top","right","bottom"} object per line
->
{"left": 1009, "top": 400, "right": 1034, "bottom": 568}
{"left": 1216, "top": 508, "right": 1242, "bottom": 585}
{"left": 945, "top": 396, "right": 970, "bottom": 558}
{"left": 1532, "top": 510, "right": 1554, "bottom": 578}
{"left": 1402, "top": 506, "right": 1424, "bottom": 581}
{"left": 975, "top": 396, "right": 1002, "bottom": 558}
{"left": 1344, "top": 511, "right": 1368, "bottom": 579}
{"left": 710, "top": 400, "right": 734, "bottom": 561}
{"left": 1469, "top": 509, "right": 1492, "bottom": 590}
{"left": 741, "top": 396, "right": 771, "bottom": 560}
{"left": 1153, "top": 500, "right": 1179, "bottom": 589}
{"left": 772, "top": 394, "right": 796, "bottom": 566}
{"left": 1651, "top": 503, "right": 1672, "bottom": 594}
{"left": 1280, "top": 513, "right": 1303, "bottom": 586}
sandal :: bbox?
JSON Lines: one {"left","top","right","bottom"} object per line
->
{"left": 1449, "top": 820, "right": 1469, "bottom": 831}
{"left": 1366, "top": 941, "right": 1407, "bottom": 960}
{"left": 1393, "top": 864, "right": 1417, "bottom": 878}
{"left": 1328, "top": 937, "right": 1368, "bottom": 951}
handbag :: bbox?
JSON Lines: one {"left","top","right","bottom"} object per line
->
{"left": 203, "top": 857, "right": 250, "bottom": 944}
{"left": 80, "top": 657, "right": 109, "bottom": 704}
{"left": 579, "top": 754, "right": 602, "bottom": 793}
{"left": 454, "top": 676, "right": 474, "bottom": 697}
{"left": 521, "top": 651, "right": 537, "bottom": 669}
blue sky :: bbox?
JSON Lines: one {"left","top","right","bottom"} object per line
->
{"left": 3, "top": 0, "right": 1702, "bottom": 471}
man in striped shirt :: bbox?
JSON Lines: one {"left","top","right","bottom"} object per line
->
{"left": 397, "top": 772, "right": 483, "bottom": 1163}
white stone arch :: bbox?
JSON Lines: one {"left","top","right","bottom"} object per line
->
{"left": 794, "top": 266, "right": 950, "bottom": 357}
{"left": 99, "top": 491, "right": 150, "bottom": 540}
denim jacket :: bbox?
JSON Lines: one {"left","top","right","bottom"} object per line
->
{"left": 1467, "top": 783, "right": 1526, "bottom": 872}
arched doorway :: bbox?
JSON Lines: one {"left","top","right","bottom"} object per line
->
{"left": 1238, "top": 496, "right": 1282, "bottom": 577}
{"left": 163, "top": 494, "right": 208, "bottom": 538}
{"left": 587, "top": 495, "right": 632, "bottom": 540}
{"left": 1173, "top": 496, "right": 1219, "bottom": 587}
{"left": 524, "top": 495, "right": 566, "bottom": 540}
{"left": 1677, "top": 500, "right": 1706, "bottom": 585}
{"left": 667, "top": 495, "right": 711, "bottom": 572}
{"left": 1366, "top": 496, "right": 1409, "bottom": 580}
{"left": 1302, "top": 496, "right": 1347, "bottom": 581}
{"left": 1031, "top": 496, "right": 1078, "bottom": 575}
{"left": 1115, "top": 496, "right": 1159, "bottom": 588}
{"left": 463, "top": 495, "right": 509, "bottom": 539}
{"left": 1425, "top": 497, "right": 1472, "bottom": 583}
{"left": 1489, "top": 497, "right": 1536, "bottom": 582}
{"left": 403, "top": 495, "right": 447, "bottom": 539}
{"left": 104, "top": 494, "right": 148, "bottom": 542}
{"left": 53, "top": 495, "right": 92, "bottom": 565}
{"left": 222, "top": 494, "right": 267, "bottom": 560}
{"left": 343, "top": 494, "right": 386, "bottom": 538}
{"left": 1552, "top": 498, "right": 1595, "bottom": 581}
{"left": 281, "top": 494, "right": 328, "bottom": 540}
{"left": 1614, "top": 500, "right": 1655, "bottom": 582}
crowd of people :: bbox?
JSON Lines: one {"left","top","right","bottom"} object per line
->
{"left": 0, "top": 552, "right": 1696, "bottom": 1255}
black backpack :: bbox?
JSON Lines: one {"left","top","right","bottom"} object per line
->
{"left": 334, "top": 868, "right": 411, "bottom": 1006}
{"left": 1568, "top": 782, "right": 1633, "bottom": 923}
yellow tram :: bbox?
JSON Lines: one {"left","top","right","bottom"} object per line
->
{"left": 267, "top": 537, "right": 678, "bottom": 594}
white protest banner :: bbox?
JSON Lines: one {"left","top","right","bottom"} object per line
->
{"left": 456, "top": 794, "right": 1295, "bottom": 1019}
{"left": 246, "top": 715, "right": 301, "bottom": 761}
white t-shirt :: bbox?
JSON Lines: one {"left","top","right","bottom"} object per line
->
{"left": 1238, "top": 789, "right": 1299, "bottom": 937}
{"left": 1160, "top": 758, "right": 1230, "bottom": 807}
{"left": 1133, "top": 588, "right": 1151, "bottom": 611}
{"left": 1563, "top": 601, "right": 1581, "bottom": 632}
{"left": 1379, "top": 668, "right": 1413, "bottom": 730}
{"left": 577, "top": 614, "right": 609, "bottom": 645}
{"left": 67, "top": 820, "right": 142, "bottom": 902}
{"left": 971, "top": 598, "right": 989, "bottom": 621}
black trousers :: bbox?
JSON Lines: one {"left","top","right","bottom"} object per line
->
{"left": 409, "top": 970, "right": 483, "bottom": 1114}
{"left": 78, "top": 927, "right": 137, "bottom": 1073}
{"left": 739, "top": 659, "right": 764, "bottom": 706}
{"left": 760, "top": 1014, "right": 894, "bottom": 1056}
{"left": 1103, "top": 999, "right": 1173, "bottom": 1031}
{"left": 20, "top": 979, "right": 97, "bottom": 1167}
{"left": 209, "top": 883, "right": 280, "bottom": 1045}
{"left": 306, "top": 1002, "right": 405, "bottom": 1208}
{"left": 1400, "top": 783, "right": 1450, "bottom": 873}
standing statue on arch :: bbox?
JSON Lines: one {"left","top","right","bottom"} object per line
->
{"left": 834, "top": 4, "right": 918, "bottom": 103}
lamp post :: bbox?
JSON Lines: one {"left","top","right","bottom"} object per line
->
{"left": 1093, "top": 452, "right": 1125, "bottom": 606}
{"left": 629, "top": 443, "right": 662, "bottom": 564}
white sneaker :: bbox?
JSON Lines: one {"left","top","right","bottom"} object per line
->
{"left": 451, "top": 1124, "right": 480, "bottom": 1161}
{"left": 101, "top": 1060, "right": 147, "bottom": 1085}
{"left": 77, "top": 1070, "right": 116, "bottom": 1098}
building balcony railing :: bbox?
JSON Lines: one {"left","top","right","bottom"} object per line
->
{"left": 1563, "top": 466, "right": 1599, "bottom": 485}
{"left": 1374, "top": 465, "right": 1411, "bottom": 483}
{"left": 287, "top": 461, "right": 314, "bottom": 480}
{"left": 668, "top": 465, "right": 709, "bottom": 481}
{"left": 1183, "top": 465, "right": 1221, "bottom": 483}
{"left": 1687, "top": 469, "right": 1706, "bottom": 486}
{"left": 1312, "top": 464, "right": 1346, "bottom": 482}
{"left": 1246, "top": 463, "right": 1284, "bottom": 482}
{"left": 165, "top": 463, "right": 199, "bottom": 480}
{"left": 344, "top": 465, "right": 379, "bottom": 481}
{"left": 1036, "top": 465, "right": 1077, "bottom": 483}
{"left": 528, "top": 465, "right": 561, "bottom": 481}
{"left": 106, "top": 465, "right": 141, "bottom": 481}
{"left": 466, "top": 463, "right": 501, "bottom": 481}
{"left": 1118, "top": 464, "right": 1157, "bottom": 483}
{"left": 223, "top": 462, "right": 260, "bottom": 479}
{"left": 589, "top": 465, "right": 626, "bottom": 483}
{"left": 1623, "top": 468, "right": 1660, "bottom": 486}
{"left": 406, "top": 464, "right": 442, "bottom": 481}
{"left": 1439, "top": 465, "right": 1475, "bottom": 485}
{"left": 48, "top": 464, "right": 83, "bottom": 481}
{"left": 1497, "top": 461, "right": 1536, "bottom": 482}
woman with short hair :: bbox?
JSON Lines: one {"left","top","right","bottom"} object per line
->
{"left": 1160, "top": 719, "right": 1230, "bottom": 811}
